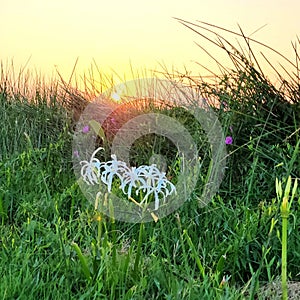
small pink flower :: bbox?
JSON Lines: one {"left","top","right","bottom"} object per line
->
{"left": 225, "top": 136, "right": 233, "bottom": 145}
{"left": 82, "top": 125, "right": 90, "bottom": 133}
{"left": 73, "top": 150, "right": 79, "bottom": 158}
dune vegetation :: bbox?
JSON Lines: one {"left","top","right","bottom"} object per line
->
{"left": 0, "top": 22, "right": 299, "bottom": 299}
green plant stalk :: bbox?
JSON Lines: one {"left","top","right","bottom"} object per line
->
{"left": 175, "top": 214, "right": 191, "bottom": 272}
{"left": 133, "top": 222, "right": 144, "bottom": 279}
{"left": 0, "top": 196, "right": 6, "bottom": 225}
{"left": 281, "top": 196, "right": 288, "bottom": 300}
{"left": 183, "top": 229, "right": 205, "bottom": 279}
{"left": 71, "top": 242, "right": 92, "bottom": 282}
{"left": 108, "top": 198, "right": 117, "bottom": 267}
{"left": 96, "top": 192, "right": 107, "bottom": 250}
{"left": 97, "top": 214, "right": 103, "bottom": 249}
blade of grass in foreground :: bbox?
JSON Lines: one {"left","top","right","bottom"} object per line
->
{"left": 71, "top": 242, "right": 92, "bottom": 282}
{"left": 183, "top": 229, "right": 205, "bottom": 279}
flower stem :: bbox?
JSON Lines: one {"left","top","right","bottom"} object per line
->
{"left": 133, "top": 222, "right": 144, "bottom": 279}
{"left": 281, "top": 196, "right": 288, "bottom": 300}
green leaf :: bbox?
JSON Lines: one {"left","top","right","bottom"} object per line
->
{"left": 89, "top": 120, "right": 106, "bottom": 142}
{"left": 71, "top": 242, "right": 92, "bottom": 282}
{"left": 183, "top": 229, "right": 205, "bottom": 279}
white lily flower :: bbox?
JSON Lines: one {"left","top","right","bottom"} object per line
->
{"left": 136, "top": 165, "right": 176, "bottom": 210}
{"left": 120, "top": 166, "right": 147, "bottom": 199}
{"left": 80, "top": 147, "right": 104, "bottom": 185}
{"left": 80, "top": 148, "right": 176, "bottom": 210}
{"left": 100, "top": 154, "right": 130, "bottom": 193}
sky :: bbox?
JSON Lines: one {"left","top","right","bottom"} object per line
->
{"left": 1, "top": 0, "right": 299, "bottom": 88}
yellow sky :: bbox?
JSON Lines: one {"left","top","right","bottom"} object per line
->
{"left": 1, "top": 0, "right": 299, "bottom": 87}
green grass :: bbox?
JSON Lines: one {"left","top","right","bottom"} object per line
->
{"left": 0, "top": 22, "right": 300, "bottom": 299}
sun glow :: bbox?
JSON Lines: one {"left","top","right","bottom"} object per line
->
{"left": 1, "top": 0, "right": 299, "bottom": 87}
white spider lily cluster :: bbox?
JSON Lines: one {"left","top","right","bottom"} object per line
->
{"left": 80, "top": 147, "right": 176, "bottom": 210}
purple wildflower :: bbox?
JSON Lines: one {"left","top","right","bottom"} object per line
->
{"left": 73, "top": 150, "right": 79, "bottom": 158}
{"left": 225, "top": 136, "right": 233, "bottom": 145}
{"left": 82, "top": 125, "right": 90, "bottom": 133}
